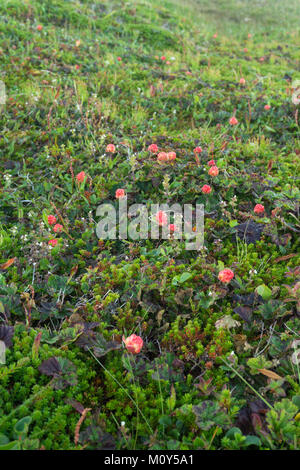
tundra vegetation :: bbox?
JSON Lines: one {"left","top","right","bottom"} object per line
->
{"left": 0, "top": 0, "right": 299, "bottom": 450}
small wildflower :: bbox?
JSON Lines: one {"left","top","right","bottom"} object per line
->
{"left": 201, "top": 184, "right": 212, "bottom": 194}
{"left": 157, "top": 152, "right": 168, "bottom": 162}
{"left": 48, "top": 239, "right": 58, "bottom": 247}
{"left": 167, "top": 151, "right": 176, "bottom": 161}
{"left": 208, "top": 166, "right": 219, "bottom": 177}
{"left": 264, "top": 104, "right": 271, "bottom": 110}
{"left": 229, "top": 116, "right": 238, "bottom": 126}
{"left": 194, "top": 146, "right": 202, "bottom": 154}
{"left": 249, "top": 269, "right": 257, "bottom": 275}
{"left": 106, "top": 144, "right": 116, "bottom": 153}
{"left": 115, "top": 188, "right": 126, "bottom": 199}
{"left": 168, "top": 223, "right": 177, "bottom": 233}
{"left": 239, "top": 77, "right": 246, "bottom": 85}
{"left": 155, "top": 210, "right": 168, "bottom": 226}
{"left": 47, "top": 215, "right": 56, "bottom": 225}
{"left": 148, "top": 143, "right": 158, "bottom": 154}
{"left": 76, "top": 171, "right": 86, "bottom": 183}
{"left": 254, "top": 203, "right": 265, "bottom": 214}
{"left": 208, "top": 159, "right": 215, "bottom": 166}
{"left": 37, "top": 25, "right": 43, "bottom": 31}
{"left": 53, "top": 224, "right": 63, "bottom": 233}
{"left": 122, "top": 334, "right": 143, "bottom": 354}
{"left": 218, "top": 268, "right": 234, "bottom": 284}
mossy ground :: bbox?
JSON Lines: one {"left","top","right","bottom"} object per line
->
{"left": 0, "top": 0, "right": 299, "bottom": 450}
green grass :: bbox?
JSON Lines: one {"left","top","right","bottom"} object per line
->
{"left": 0, "top": 0, "right": 299, "bottom": 450}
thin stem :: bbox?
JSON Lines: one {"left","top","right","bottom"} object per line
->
{"left": 87, "top": 348, "right": 153, "bottom": 434}
{"left": 221, "top": 358, "right": 273, "bottom": 410}
{"left": 126, "top": 352, "right": 139, "bottom": 450}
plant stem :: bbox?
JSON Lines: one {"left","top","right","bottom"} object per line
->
{"left": 221, "top": 358, "right": 273, "bottom": 410}
{"left": 88, "top": 348, "right": 153, "bottom": 434}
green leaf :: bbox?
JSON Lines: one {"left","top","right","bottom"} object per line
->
{"left": 225, "top": 427, "right": 242, "bottom": 438}
{"left": 217, "top": 260, "right": 225, "bottom": 271}
{"left": 244, "top": 435, "right": 261, "bottom": 447}
{"left": 0, "top": 440, "right": 21, "bottom": 450}
{"left": 229, "top": 220, "right": 239, "bottom": 228}
{"left": 292, "top": 395, "right": 300, "bottom": 409}
{"left": 179, "top": 272, "right": 192, "bottom": 284}
{"left": 166, "top": 384, "right": 176, "bottom": 412}
{"left": 0, "top": 433, "right": 9, "bottom": 445}
{"left": 172, "top": 272, "right": 192, "bottom": 286}
{"left": 256, "top": 284, "right": 272, "bottom": 300}
{"left": 14, "top": 416, "right": 32, "bottom": 437}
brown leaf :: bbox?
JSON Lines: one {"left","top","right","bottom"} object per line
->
{"left": 32, "top": 332, "right": 42, "bottom": 359}
{"left": 74, "top": 408, "right": 91, "bottom": 446}
{"left": 257, "top": 369, "right": 282, "bottom": 380}
{"left": 65, "top": 398, "right": 85, "bottom": 415}
{"left": 267, "top": 159, "right": 273, "bottom": 172}
{"left": 274, "top": 254, "right": 297, "bottom": 263}
{"left": 0, "top": 258, "right": 16, "bottom": 269}
{"left": 150, "top": 85, "right": 156, "bottom": 97}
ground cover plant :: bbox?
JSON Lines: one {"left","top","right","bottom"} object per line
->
{"left": 0, "top": 0, "right": 299, "bottom": 451}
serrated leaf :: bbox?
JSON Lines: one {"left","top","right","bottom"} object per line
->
{"left": 38, "top": 357, "right": 61, "bottom": 376}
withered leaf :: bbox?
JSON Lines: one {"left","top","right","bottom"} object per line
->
{"left": 65, "top": 398, "right": 85, "bottom": 415}
{"left": 77, "top": 332, "right": 121, "bottom": 358}
{"left": 234, "top": 220, "right": 264, "bottom": 244}
{"left": 274, "top": 254, "right": 297, "bottom": 263}
{"left": 0, "top": 258, "right": 16, "bottom": 270}
{"left": 236, "top": 400, "right": 269, "bottom": 436}
{"left": 257, "top": 369, "right": 283, "bottom": 380}
{"left": 38, "top": 357, "right": 78, "bottom": 390}
{"left": 38, "top": 357, "right": 61, "bottom": 376}
{"left": 234, "top": 306, "right": 253, "bottom": 323}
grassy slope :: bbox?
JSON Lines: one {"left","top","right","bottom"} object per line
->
{"left": 0, "top": 0, "right": 299, "bottom": 450}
